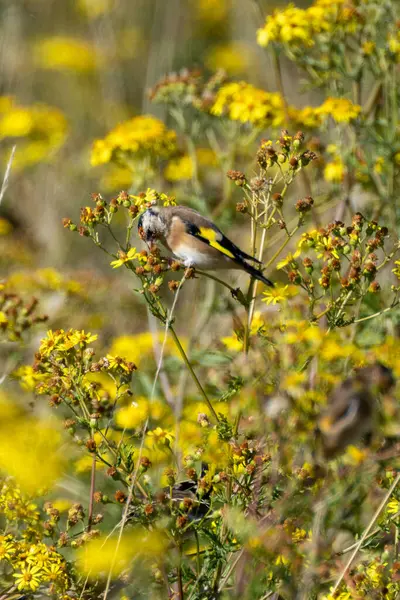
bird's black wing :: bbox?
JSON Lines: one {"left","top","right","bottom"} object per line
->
{"left": 181, "top": 218, "right": 262, "bottom": 264}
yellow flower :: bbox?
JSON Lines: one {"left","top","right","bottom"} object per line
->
{"left": 205, "top": 42, "right": 251, "bottom": 75}
{"left": 76, "top": 0, "right": 113, "bottom": 18}
{"left": 0, "top": 414, "right": 65, "bottom": 494}
{"left": 257, "top": 0, "right": 355, "bottom": 50}
{"left": 344, "top": 445, "right": 367, "bottom": 465}
{"left": 262, "top": 284, "right": 293, "bottom": 305}
{"left": 196, "top": 0, "right": 228, "bottom": 23}
{"left": 0, "top": 108, "right": 33, "bottom": 137}
{"left": 110, "top": 247, "right": 139, "bottom": 268}
{"left": 0, "top": 217, "right": 12, "bottom": 235}
{"left": 147, "top": 427, "right": 174, "bottom": 446}
{"left": 43, "top": 561, "right": 66, "bottom": 582}
{"left": 108, "top": 332, "right": 183, "bottom": 368}
{"left": 288, "top": 105, "right": 322, "bottom": 129}
{"left": 221, "top": 334, "right": 243, "bottom": 353}
{"left": 34, "top": 36, "right": 98, "bottom": 72}
{"left": 392, "top": 260, "right": 400, "bottom": 279}
{"left": 275, "top": 554, "right": 290, "bottom": 566}
{"left": 77, "top": 531, "right": 167, "bottom": 578}
{"left": 100, "top": 165, "right": 133, "bottom": 192}
{"left": 164, "top": 148, "right": 217, "bottom": 182}
{"left": 91, "top": 115, "right": 177, "bottom": 167}
{"left": 324, "top": 158, "right": 345, "bottom": 183}
{"left": 39, "top": 329, "right": 64, "bottom": 356}
{"left": 362, "top": 41, "right": 375, "bottom": 55}
{"left": 0, "top": 98, "right": 67, "bottom": 170}
{"left": 317, "top": 97, "right": 361, "bottom": 123}
{"left": 0, "top": 540, "right": 15, "bottom": 561}
{"left": 211, "top": 82, "right": 286, "bottom": 127}
{"left": 13, "top": 564, "right": 43, "bottom": 591}
{"left": 276, "top": 251, "right": 301, "bottom": 270}
{"left": 164, "top": 155, "right": 193, "bottom": 181}
{"left": 387, "top": 498, "right": 400, "bottom": 515}
{"left": 374, "top": 156, "right": 384, "bottom": 174}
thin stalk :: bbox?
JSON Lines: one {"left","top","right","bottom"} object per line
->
{"left": 264, "top": 225, "right": 300, "bottom": 270}
{"left": 87, "top": 448, "right": 96, "bottom": 532}
{"left": 331, "top": 472, "right": 400, "bottom": 595}
{"left": 196, "top": 269, "right": 240, "bottom": 297}
{"left": 354, "top": 301, "right": 399, "bottom": 323}
{"left": 177, "top": 561, "right": 184, "bottom": 600}
{"left": 169, "top": 325, "right": 219, "bottom": 422}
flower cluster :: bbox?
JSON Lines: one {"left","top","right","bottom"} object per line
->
{"left": 257, "top": 0, "right": 358, "bottom": 49}
{"left": 0, "top": 285, "right": 47, "bottom": 341}
{"left": 0, "top": 96, "right": 68, "bottom": 170}
{"left": 164, "top": 147, "right": 217, "bottom": 181}
{"left": 278, "top": 213, "right": 397, "bottom": 326}
{"left": 91, "top": 115, "right": 178, "bottom": 168}
{"left": 33, "top": 36, "right": 98, "bottom": 72}
{"left": 211, "top": 81, "right": 286, "bottom": 127}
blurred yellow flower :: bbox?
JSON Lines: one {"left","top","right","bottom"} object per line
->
{"left": 108, "top": 332, "right": 183, "bottom": 368}
{"left": 211, "top": 82, "right": 286, "bottom": 128}
{"left": 0, "top": 217, "right": 12, "bottom": 235}
{"left": 0, "top": 407, "right": 65, "bottom": 494}
{"left": 34, "top": 36, "right": 98, "bottom": 72}
{"left": 317, "top": 97, "right": 361, "bottom": 123}
{"left": 115, "top": 397, "right": 171, "bottom": 429}
{"left": 196, "top": 0, "right": 228, "bottom": 24}
{"left": 91, "top": 115, "right": 177, "bottom": 167}
{"left": 147, "top": 427, "right": 174, "bottom": 446}
{"left": 344, "top": 445, "right": 368, "bottom": 465}
{"left": 288, "top": 105, "right": 322, "bottom": 129}
{"left": 0, "top": 97, "right": 67, "bottom": 170}
{"left": 100, "top": 165, "right": 133, "bottom": 192}
{"left": 205, "top": 43, "right": 251, "bottom": 75}
{"left": 76, "top": 0, "right": 113, "bottom": 18}
{"left": 362, "top": 41, "right": 375, "bottom": 55}
{"left": 324, "top": 158, "right": 345, "bottom": 183}
{"left": 77, "top": 531, "right": 167, "bottom": 578}
{"left": 164, "top": 148, "right": 217, "bottom": 181}
{"left": 0, "top": 108, "right": 33, "bottom": 137}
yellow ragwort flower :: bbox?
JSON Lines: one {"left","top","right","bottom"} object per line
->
{"left": 164, "top": 148, "right": 217, "bottom": 182}
{"left": 13, "top": 564, "right": 43, "bottom": 592}
{"left": 324, "top": 158, "right": 345, "bottom": 183}
{"left": 262, "top": 284, "right": 293, "bottom": 305}
{"left": 211, "top": 82, "right": 286, "bottom": 128}
{"left": 316, "top": 97, "right": 361, "bottom": 123}
{"left": 110, "top": 247, "right": 139, "bottom": 268}
{"left": 91, "top": 115, "right": 177, "bottom": 167}
{"left": 34, "top": 36, "right": 98, "bottom": 72}
{"left": 257, "top": 0, "right": 355, "bottom": 50}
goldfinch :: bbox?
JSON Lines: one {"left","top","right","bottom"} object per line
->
{"left": 318, "top": 362, "right": 394, "bottom": 458}
{"left": 138, "top": 205, "right": 273, "bottom": 286}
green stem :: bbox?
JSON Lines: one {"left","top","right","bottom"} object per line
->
{"left": 264, "top": 225, "right": 300, "bottom": 269}
{"left": 196, "top": 269, "right": 240, "bottom": 296}
{"left": 354, "top": 301, "right": 399, "bottom": 323}
{"left": 169, "top": 325, "right": 219, "bottom": 423}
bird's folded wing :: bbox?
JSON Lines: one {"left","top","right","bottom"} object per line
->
{"left": 183, "top": 220, "right": 261, "bottom": 264}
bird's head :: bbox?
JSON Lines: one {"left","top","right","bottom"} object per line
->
{"left": 137, "top": 207, "right": 167, "bottom": 245}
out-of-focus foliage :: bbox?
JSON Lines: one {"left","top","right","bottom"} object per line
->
{"left": 2, "top": 0, "right": 400, "bottom": 599}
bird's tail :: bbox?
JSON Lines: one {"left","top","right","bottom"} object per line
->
{"left": 242, "top": 261, "right": 274, "bottom": 287}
